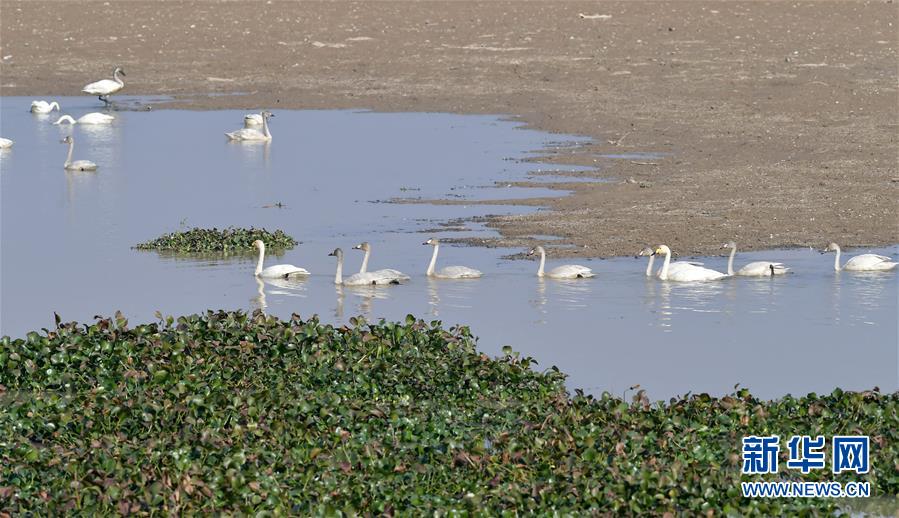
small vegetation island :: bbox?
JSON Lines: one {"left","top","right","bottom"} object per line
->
{"left": 0, "top": 311, "right": 895, "bottom": 514}
{"left": 134, "top": 227, "right": 297, "bottom": 253}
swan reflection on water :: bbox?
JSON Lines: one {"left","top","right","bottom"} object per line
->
{"left": 427, "top": 277, "right": 478, "bottom": 317}
{"left": 253, "top": 276, "right": 308, "bottom": 312}
{"left": 653, "top": 279, "right": 726, "bottom": 332}
{"left": 529, "top": 277, "right": 595, "bottom": 325}
{"left": 232, "top": 139, "right": 271, "bottom": 166}
{"left": 344, "top": 284, "right": 393, "bottom": 315}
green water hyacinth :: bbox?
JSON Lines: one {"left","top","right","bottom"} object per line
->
{"left": 0, "top": 311, "right": 896, "bottom": 514}
{"left": 134, "top": 227, "right": 297, "bottom": 253}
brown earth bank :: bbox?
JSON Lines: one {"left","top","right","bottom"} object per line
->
{"left": 2, "top": 0, "right": 896, "bottom": 258}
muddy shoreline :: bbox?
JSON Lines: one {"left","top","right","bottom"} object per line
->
{"left": 2, "top": 0, "right": 896, "bottom": 257}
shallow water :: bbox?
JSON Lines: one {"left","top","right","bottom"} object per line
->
{"left": 2, "top": 97, "right": 896, "bottom": 400}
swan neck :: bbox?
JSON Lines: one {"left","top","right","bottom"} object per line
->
{"left": 262, "top": 115, "right": 270, "bottom": 138}
{"left": 114, "top": 69, "right": 124, "bottom": 85}
{"left": 727, "top": 246, "right": 736, "bottom": 276}
{"left": 64, "top": 141, "right": 74, "bottom": 167}
{"left": 427, "top": 244, "right": 439, "bottom": 276}
{"left": 254, "top": 244, "right": 265, "bottom": 275}
{"left": 55, "top": 115, "right": 76, "bottom": 125}
{"left": 51, "top": 102, "right": 60, "bottom": 111}
{"left": 645, "top": 254, "right": 655, "bottom": 276}
{"left": 335, "top": 254, "right": 343, "bottom": 284}
{"left": 537, "top": 249, "right": 545, "bottom": 277}
{"left": 659, "top": 249, "right": 672, "bottom": 280}
{"left": 834, "top": 247, "right": 841, "bottom": 271}
{"left": 360, "top": 248, "right": 370, "bottom": 274}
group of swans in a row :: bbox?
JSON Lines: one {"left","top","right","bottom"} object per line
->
{"left": 640, "top": 243, "right": 895, "bottom": 281}
{"left": 254, "top": 239, "right": 896, "bottom": 286}
{"left": 255, "top": 238, "right": 485, "bottom": 285}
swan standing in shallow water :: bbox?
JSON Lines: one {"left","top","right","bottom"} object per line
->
{"left": 83, "top": 67, "right": 126, "bottom": 105}
{"left": 423, "top": 238, "right": 482, "bottom": 278}
{"left": 0, "top": 138, "right": 13, "bottom": 149}
{"left": 244, "top": 113, "right": 263, "bottom": 127}
{"left": 31, "top": 100, "right": 60, "bottom": 114}
{"left": 60, "top": 136, "right": 97, "bottom": 171}
{"left": 329, "top": 248, "right": 407, "bottom": 286}
{"left": 823, "top": 243, "right": 897, "bottom": 271}
{"left": 528, "top": 246, "right": 594, "bottom": 279}
{"left": 653, "top": 245, "right": 727, "bottom": 281}
{"left": 227, "top": 111, "right": 273, "bottom": 141}
{"left": 722, "top": 242, "right": 789, "bottom": 276}
{"left": 53, "top": 113, "right": 115, "bottom": 125}
{"left": 352, "top": 242, "right": 411, "bottom": 282}
{"left": 253, "top": 240, "right": 309, "bottom": 278}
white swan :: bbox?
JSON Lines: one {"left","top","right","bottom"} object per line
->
{"left": 528, "top": 246, "right": 594, "bottom": 279}
{"left": 53, "top": 113, "right": 115, "bottom": 125}
{"left": 653, "top": 245, "right": 727, "bottom": 282}
{"left": 31, "top": 100, "right": 60, "bottom": 113}
{"left": 352, "top": 242, "right": 411, "bottom": 282}
{"left": 423, "top": 238, "right": 483, "bottom": 278}
{"left": 60, "top": 136, "right": 97, "bottom": 171}
{"left": 253, "top": 240, "right": 310, "bottom": 278}
{"left": 329, "top": 248, "right": 407, "bottom": 286}
{"left": 722, "top": 242, "right": 789, "bottom": 276}
{"left": 637, "top": 246, "right": 704, "bottom": 277}
{"left": 244, "top": 113, "right": 263, "bottom": 127}
{"left": 227, "top": 111, "right": 273, "bottom": 141}
{"left": 0, "top": 138, "right": 13, "bottom": 149}
{"left": 83, "top": 66, "right": 126, "bottom": 105}
{"left": 824, "top": 243, "right": 897, "bottom": 271}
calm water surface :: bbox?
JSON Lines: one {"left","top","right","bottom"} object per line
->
{"left": 1, "top": 96, "right": 896, "bottom": 399}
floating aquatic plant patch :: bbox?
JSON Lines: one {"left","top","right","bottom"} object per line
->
{"left": 0, "top": 311, "right": 895, "bottom": 514}
{"left": 134, "top": 227, "right": 297, "bottom": 253}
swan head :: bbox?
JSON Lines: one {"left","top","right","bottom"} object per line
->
{"left": 252, "top": 239, "right": 265, "bottom": 250}
{"left": 652, "top": 245, "right": 671, "bottom": 256}
{"left": 527, "top": 246, "right": 545, "bottom": 257}
{"left": 261, "top": 110, "right": 274, "bottom": 119}
{"left": 114, "top": 66, "right": 126, "bottom": 77}
{"left": 637, "top": 246, "right": 654, "bottom": 258}
{"left": 328, "top": 248, "right": 343, "bottom": 258}
{"left": 823, "top": 242, "right": 840, "bottom": 253}
{"left": 60, "top": 136, "right": 74, "bottom": 144}
{"left": 423, "top": 238, "right": 439, "bottom": 246}
{"left": 352, "top": 242, "right": 370, "bottom": 252}
{"left": 721, "top": 241, "right": 736, "bottom": 250}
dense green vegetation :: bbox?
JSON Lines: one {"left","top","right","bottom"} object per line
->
{"left": 134, "top": 227, "right": 297, "bottom": 253}
{"left": 1, "top": 311, "right": 895, "bottom": 514}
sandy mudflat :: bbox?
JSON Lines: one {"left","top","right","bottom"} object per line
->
{"left": 2, "top": 0, "right": 896, "bottom": 257}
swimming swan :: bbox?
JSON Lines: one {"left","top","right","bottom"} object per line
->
{"left": 423, "top": 238, "right": 483, "bottom": 278}
{"left": 653, "top": 245, "right": 727, "bottom": 281}
{"left": 82, "top": 67, "right": 126, "bottom": 105}
{"left": 637, "top": 246, "right": 703, "bottom": 277}
{"left": 253, "top": 240, "right": 310, "bottom": 278}
{"left": 31, "top": 100, "right": 61, "bottom": 113}
{"left": 722, "top": 242, "right": 789, "bottom": 276}
{"left": 60, "top": 136, "right": 97, "bottom": 171}
{"left": 227, "top": 111, "right": 273, "bottom": 141}
{"left": 352, "top": 242, "right": 411, "bottom": 282}
{"left": 53, "top": 113, "right": 115, "bottom": 125}
{"left": 329, "top": 248, "right": 406, "bottom": 286}
{"left": 0, "top": 138, "right": 13, "bottom": 149}
{"left": 244, "top": 113, "right": 263, "bottom": 127}
{"left": 528, "top": 246, "right": 594, "bottom": 279}
{"left": 823, "top": 243, "right": 897, "bottom": 271}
